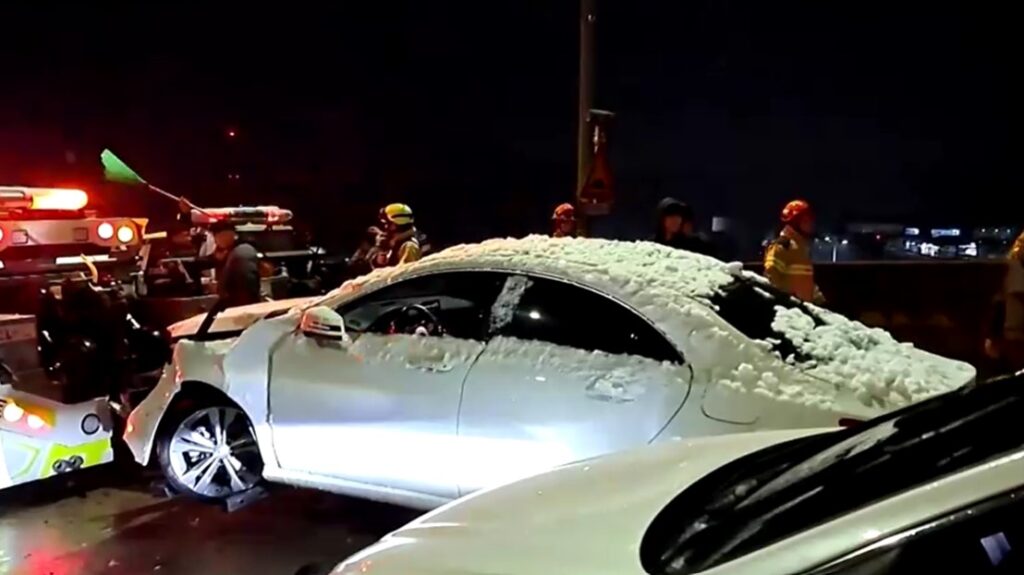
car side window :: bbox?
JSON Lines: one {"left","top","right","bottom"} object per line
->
{"left": 813, "top": 490, "right": 1024, "bottom": 575}
{"left": 337, "top": 271, "right": 507, "bottom": 341}
{"left": 499, "top": 276, "right": 682, "bottom": 364}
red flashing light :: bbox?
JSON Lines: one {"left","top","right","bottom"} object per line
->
{"left": 30, "top": 188, "right": 89, "bottom": 211}
{"left": 838, "top": 418, "right": 864, "bottom": 428}
{"left": 0, "top": 187, "right": 88, "bottom": 211}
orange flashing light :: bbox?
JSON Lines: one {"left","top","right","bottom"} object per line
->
{"left": 29, "top": 188, "right": 89, "bottom": 211}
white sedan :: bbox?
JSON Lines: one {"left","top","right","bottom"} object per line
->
{"left": 332, "top": 372, "right": 1024, "bottom": 575}
{"left": 125, "top": 236, "right": 973, "bottom": 507}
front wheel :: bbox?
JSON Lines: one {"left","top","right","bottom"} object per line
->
{"left": 156, "top": 404, "right": 263, "bottom": 501}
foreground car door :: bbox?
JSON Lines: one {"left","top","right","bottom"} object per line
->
{"left": 268, "top": 271, "right": 505, "bottom": 500}
{"left": 457, "top": 275, "right": 693, "bottom": 494}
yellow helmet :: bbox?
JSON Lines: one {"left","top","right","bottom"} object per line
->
{"left": 380, "top": 203, "right": 414, "bottom": 227}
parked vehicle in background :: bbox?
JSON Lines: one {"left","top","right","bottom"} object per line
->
{"left": 0, "top": 186, "right": 161, "bottom": 490}
{"left": 126, "top": 236, "right": 973, "bottom": 506}
{"left": 330, "top": 372, "right": 1024, "bottom": 575}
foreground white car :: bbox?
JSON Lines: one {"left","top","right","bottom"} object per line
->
{"left": 333, "top": 374, "right": 1024, "bottom": 574}
{"left": 126, "top": 236, "right": 973, "bottom": 507}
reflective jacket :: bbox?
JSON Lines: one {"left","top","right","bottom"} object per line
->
{"left": 372, "top": 229, "right": 422, "bottom": 269}
{"left": 764, "top": 226, "right": 822, "bottom": 303}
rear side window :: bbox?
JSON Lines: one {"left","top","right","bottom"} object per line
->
{"left": 498, "top": 276, "right": 682, "bottom": 364}
{"left": 337, "top": 271, "right": 506, "bottom": 340}
{"left": 708, "top": 279, "right": 823, "bottom": 361}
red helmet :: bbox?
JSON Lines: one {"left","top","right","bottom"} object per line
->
{"left": 552, "top": 203, "right": 576, "bottom": 222}
{"left": 781, "top": 199, "right": 812, "bottom": 224}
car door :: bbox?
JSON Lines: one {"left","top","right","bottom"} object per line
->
{"left": 268, "top": 271, "right": 506, "bottom": 499}
{"left": 456, "top": 274, "right": 693, "bottom": 494}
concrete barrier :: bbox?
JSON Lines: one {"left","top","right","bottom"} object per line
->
{"left": 747, "top": 260, "right": 1006, "bottom": 370}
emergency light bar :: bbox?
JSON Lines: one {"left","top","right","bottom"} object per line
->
{"left": 0, "top": 187, "right": 89, "bottom": 211}
{"left": 191, "top": 206, "right": 293, "bottom": 225}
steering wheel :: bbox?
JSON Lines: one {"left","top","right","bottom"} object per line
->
{"left": 385, "top": 304, "right": 445, "bottom": 337}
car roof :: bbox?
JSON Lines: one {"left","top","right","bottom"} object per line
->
{"left": 312, "top": 236, "right": 971, "bottom": 415}
{"left": 317, "top": 235, "right": 735, "bottom": 318}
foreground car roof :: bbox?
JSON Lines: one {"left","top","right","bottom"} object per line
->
{"left": 336, "top": 376, "right": 1024, "bottom": 575}
{"left": 333, "top": 429, "right": 829, "bottom": 575}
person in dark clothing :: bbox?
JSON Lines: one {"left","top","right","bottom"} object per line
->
{"left": 207, "top": 220, "right": 262, "bottom": 308}
{"left": 347, "top": 226, "right": 384, "bottom": 279}
{"left": 653, "top": 197, "right": 717, "bottom": 257}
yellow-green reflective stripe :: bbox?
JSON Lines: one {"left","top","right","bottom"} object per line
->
{"left": 9, "top": 442, "right": 41, "bottom": 480}
{"left": 41, "top": 438, "right": 112, "bottom": 478}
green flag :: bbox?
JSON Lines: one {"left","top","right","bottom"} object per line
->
{"left": 101, "top": 149, "right": 146, "bottom": 186}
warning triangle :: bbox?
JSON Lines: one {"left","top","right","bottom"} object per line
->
{"left": 579, "top": 146, "right": 614, "bottom": 215}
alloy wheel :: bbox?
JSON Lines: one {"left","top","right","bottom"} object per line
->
{"left": 167, "top": 406, "right": 262, "bottom": 498}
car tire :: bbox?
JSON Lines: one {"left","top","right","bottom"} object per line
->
{"left": 156, "top": 402, "right": 264, "bottom": 502}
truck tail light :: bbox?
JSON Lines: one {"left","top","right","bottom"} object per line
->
{"left": 3, "top": 401, "right": 24, "bottom": 422}
{"left": 97, "top": 222, "right": 114, "bottom": 240}
{"left": 116, "top": 224, "right": 135, "bottom": 243}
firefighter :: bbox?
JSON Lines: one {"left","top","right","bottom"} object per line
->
{"left": 764, "top": 199, "right": 824, "bottom": 303}
{"left": 986, "top": 231, "right": 1024, "bottom": 372}
{"left": 551, "top": 203, "right": 577, "bottom": 238}
{"left": 373, "top": 203, "right": 422, "bottom": 268}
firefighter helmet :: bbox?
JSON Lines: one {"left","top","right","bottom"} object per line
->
{"left": 380, "top": 203, "right": 415, "bottom": 227}
{"left": 780, "top": 199, "right": 812, "bottom": 224}
{"left": 552, "top": 203, "right": 576, "bottom": 222}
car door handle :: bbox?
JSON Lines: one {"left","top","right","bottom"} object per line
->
{"left": 406, "top": 360, "right": 453, "bottom": 373}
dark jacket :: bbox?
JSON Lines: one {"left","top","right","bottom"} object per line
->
{"left": 653, "top": 198, "right": 717, "bottom": 257}
{"left": 218, "top": 243, "right": 261, "bottom": 307}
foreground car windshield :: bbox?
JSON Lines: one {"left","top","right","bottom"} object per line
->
{"left": 641, "top": 374, "right": 1024, "bottom": 575}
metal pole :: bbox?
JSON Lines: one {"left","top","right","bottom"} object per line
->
{"left": 576, "top": 0, "right": 596, "bottom": 235}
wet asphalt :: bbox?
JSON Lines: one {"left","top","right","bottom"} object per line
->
{"left": 0, "top": 465, "right": 419, "bottom": 575}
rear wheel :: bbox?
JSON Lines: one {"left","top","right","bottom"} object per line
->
{"left": 157, "top": 404, "right": 263, "bottom": 501}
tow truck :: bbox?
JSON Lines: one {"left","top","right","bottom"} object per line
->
{"left": 0, "top": 186, "right": 163, "bottom": 489}
{"left": 135, "top": 204, "right": 344, "bottom": 329}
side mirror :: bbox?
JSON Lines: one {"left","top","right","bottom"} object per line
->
{"left": 299, "top": 306, "right": 347, "bottom": 340}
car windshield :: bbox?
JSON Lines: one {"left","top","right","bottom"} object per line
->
{"left": 640, "top": 373, "right": 1024, "bottom": 575}
{"left": 708, "top": 277, "right": 823, "bottom": 361}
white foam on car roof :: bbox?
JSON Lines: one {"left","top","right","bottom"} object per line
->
{"left": 318, "top": 235, "right": 734, "bottom": 310}
{"left": 314, "top": 235, "right": 974, "bottom": 412}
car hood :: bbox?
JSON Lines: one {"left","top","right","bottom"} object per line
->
{"left": 332, "top": 428, "right": 831, "bottom": 575}
{"left": 167, "top": 297, "right": 313, "bottom": 339}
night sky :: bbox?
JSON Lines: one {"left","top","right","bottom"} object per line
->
{"left": 1, "top": 2, "right": 1017, "bottom": 252}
